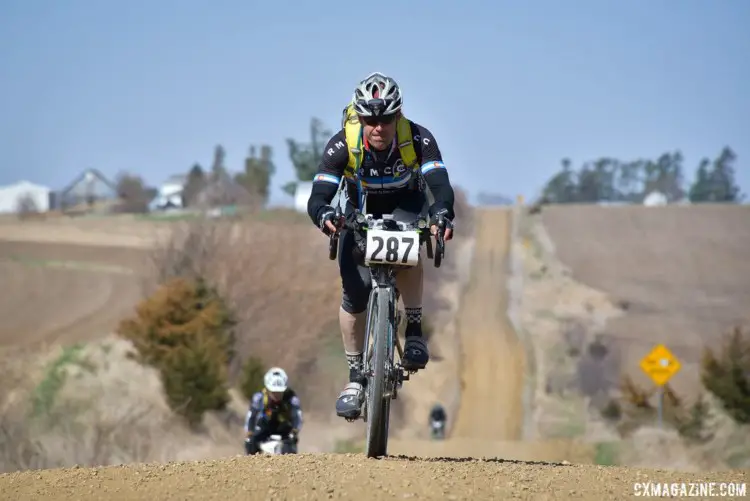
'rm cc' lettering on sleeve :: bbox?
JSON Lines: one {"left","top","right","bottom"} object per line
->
{"left": 420, "top": 161, "right": 446, "bottom": 175}
{"left": 326, "top": 140, "right": 346, "bottom": 157}
{"left": 412, "top": 134, "right": 431, "bottom": 146}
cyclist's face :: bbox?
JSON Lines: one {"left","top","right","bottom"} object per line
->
{"left": 360, "top": 113, "right": 398, "bottom": 150}
{"left": 268, "top": 391, "right": 283, "bottom": 402}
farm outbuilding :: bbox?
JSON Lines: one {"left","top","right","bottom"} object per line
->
{"left": 0, "top": 180, "right": 51, "bottom": 213}
{"left": 294, "top": 182, "right": 313, "bottom": 213}
{"left": 59, "top": 168, "right": 117, "bottom": 209}
{"left": 643, "top": 191, "right": 668, "bottom": 206}
{"left": 293, "top": 180, "right": 347, "bottom": 214}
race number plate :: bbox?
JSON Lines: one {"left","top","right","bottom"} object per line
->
{"left": 364, "top": 229, "right": 420, "bottom": 267}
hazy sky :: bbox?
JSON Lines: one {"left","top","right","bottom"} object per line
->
{"left": 1, "top": 0, "right": 748, "bottom": 206}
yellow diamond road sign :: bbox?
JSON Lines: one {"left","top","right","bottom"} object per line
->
{"left": 640, "top": 344, "right": 681, "bottom": 386}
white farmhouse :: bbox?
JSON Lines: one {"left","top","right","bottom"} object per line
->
{"left": 152, "top": 174, "right": 188, "bottom": 209}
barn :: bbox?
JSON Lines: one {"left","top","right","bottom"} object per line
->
{"left": 0, "top": 180, "right": 51, "bottom": 213}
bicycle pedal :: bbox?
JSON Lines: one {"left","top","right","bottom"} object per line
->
{"left": 345, "top": 417, "right": 358, "bottom": 423}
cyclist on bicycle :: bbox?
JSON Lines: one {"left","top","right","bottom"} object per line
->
{"left": 307, "top": 71, "right": 456, "bottom": 420}
{"left": 429, "top": 402, "right": 447, "bottom": 437}
{"left": 244, "top": 367, "right": 303, "bottom": 454}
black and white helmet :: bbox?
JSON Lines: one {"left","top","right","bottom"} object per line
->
{"left": 264, "top": 367, "right": 288, "bottom": 393}
{"left": 352, "top": 72, "right": 403, "bottom": 117}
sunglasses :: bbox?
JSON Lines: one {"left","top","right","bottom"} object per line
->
{"left": 362, "top": 114, "right": 397, "bottom": 127}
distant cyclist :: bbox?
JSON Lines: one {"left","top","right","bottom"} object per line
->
{"left": 244, "top": 367, "right": 303, "bottom": 455}
{"left": 429, "top": 403, "right": 447, "bottom": 439}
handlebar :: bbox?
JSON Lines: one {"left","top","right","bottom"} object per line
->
{"left": 328, "top": 207, "right": 447, "bottom": 268}
{"left": 432, "top": 213, "right": 448, "bottom": 269}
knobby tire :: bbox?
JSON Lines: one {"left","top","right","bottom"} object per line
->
{"left": 364, "top": 283, "right": 394, "bottom": 458}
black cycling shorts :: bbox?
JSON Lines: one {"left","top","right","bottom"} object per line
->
{"left": 338, "top": 192, "right": 428, "bottom": 314}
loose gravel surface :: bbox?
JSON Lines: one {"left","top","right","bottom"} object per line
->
{"left": 1, "top": 454, "right": 747, "bottom": 500}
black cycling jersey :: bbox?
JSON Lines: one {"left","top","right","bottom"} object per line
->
{"left": 245, "top": 388, "right": 303, "bottom": 434}
{"left": 307, "top": 120, "right": 455, "bottom": 225}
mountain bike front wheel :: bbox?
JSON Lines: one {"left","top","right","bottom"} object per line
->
{"left": 364, "top": 283, "right": 397, "bottom": 458}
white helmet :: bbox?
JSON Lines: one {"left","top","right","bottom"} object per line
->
{"left": 264, "top": 367, "right": 288, "bottom": 393}
{"left": 352, "top": 72, "right": 403, "bottom": 117}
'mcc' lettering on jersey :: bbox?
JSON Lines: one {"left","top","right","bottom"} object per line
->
{"left": 357, "top": 154, "right": 412, "bottom": 192}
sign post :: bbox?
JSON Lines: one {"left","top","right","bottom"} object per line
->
{"left": 639, "top": 344, "right": 681, "bottom": 428}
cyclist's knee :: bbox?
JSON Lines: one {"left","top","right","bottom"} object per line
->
{"left": 341, "top": 295, "right": 367, "bottom": 315}
{"left": 340, "top": 267, "right": 370, "bottom": 314}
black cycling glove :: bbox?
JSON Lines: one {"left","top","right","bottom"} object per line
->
{"left": 317, "top": 206, "right": 337, "bottom": 236}
{"left": 288, "top": 429, "right": 299, "bottom": 444}
{"left": 429, "top": 206, "right": 455, "bottom": 233}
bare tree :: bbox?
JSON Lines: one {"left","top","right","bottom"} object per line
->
{"left": 115, "top": 172, "right": 150, "bottom": 213}
{"left": 15, "top": 192, "right": 40, "bottom": 220}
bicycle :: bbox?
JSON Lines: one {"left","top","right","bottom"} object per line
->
{"left": 430, "top": 419, "right": 446, "bottom": 440}
{"left": 328, "top": 205, "right": 448, "bottom": 458}
{"left": 257, "top": 434, "right": 297, "bottom": 455}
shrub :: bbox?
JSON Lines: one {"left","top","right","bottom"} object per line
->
{"left": 239, "top": 356, "right": 266, "bottom": 402}
{"left": 701, "top": 325, "right": 750, "bottom": 424}
{"left": 161, "top": 338, "right": 231, "bottom": 427}
{"left": 600, "top": 399, "right": 622, "bottom": 422}
{"left": 16, "top": 192, "right": 40, "bottom": 220}
{"left": 611, "top": 375, "right": 712, "bottom": 442}
{"left": 144, "top": 217, "right": 252, "bottom": 381}
{"left": 673, "top": 393, "right": 714, "bottom": 444}
{"left": 32, "top": 344, "right": 85, "bottom": 418}
{"left": 118, "top": 277, "right": 237, "bottom": 427}
{"left": 594, "top": 441, "right": 618, "bottom": 466}
{"left": 620, "top": 374, "right": 655, "bottom": 409}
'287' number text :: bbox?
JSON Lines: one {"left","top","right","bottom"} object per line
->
{"left": 368, "top": 235, "right": 416, "bottom": 264}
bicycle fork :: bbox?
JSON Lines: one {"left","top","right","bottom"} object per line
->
{"left": 361, "top": 281, "right": 411, "bottom": 419}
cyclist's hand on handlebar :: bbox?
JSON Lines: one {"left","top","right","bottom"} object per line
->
{"left": 325, "top": 220, "right": 339, "bottom": 234}
{"left": 430, "top": 224, "right": 453, "bottom": 241}
{"left": 288, "top": 429, "right": 299, "bottom": 444}
{"left": 429, "top": 208, "right": 454, "bottom": 241}
{"left": 318, "top": 207, "right": 342, "bottom": 236}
